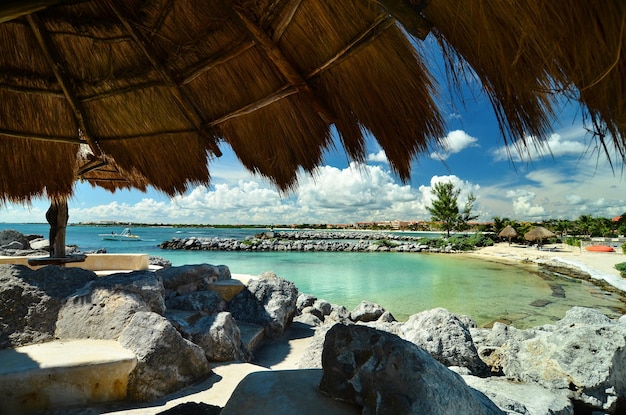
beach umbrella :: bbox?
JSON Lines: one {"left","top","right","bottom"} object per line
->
{"left": 498, "top": 225, "right": 518, "bottom": 245}
{"left": 524, "top": 226, "right": 556, "bottom": 246}
{"left": 1, "top": 1, "right": 626, "bottom": 258}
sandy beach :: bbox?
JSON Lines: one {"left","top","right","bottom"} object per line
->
{"left": 467, "top": 242, "right": 626, "bottom": 292}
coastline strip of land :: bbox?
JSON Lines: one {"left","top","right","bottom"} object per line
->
{"left": 467, "top": 242, "right": 626, "bottom": 292}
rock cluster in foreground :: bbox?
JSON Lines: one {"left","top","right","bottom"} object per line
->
{"left": 2, "top": 253, "right": 626, "bottom": 414}
{"left": 0, "top": 263, "right": 297, "bottom": 403}
{"left": 296, "top": 296, "right": 626, "bottom": 414}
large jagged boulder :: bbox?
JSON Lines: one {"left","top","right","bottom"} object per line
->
{"left": 55, "top": 271, "right": 164, "bottom": 340}
{"left": 157, "top": 264, "right": 231, "bottom": 296}
{"left": 228, "top": 272, "right": 297, "bottom": 339}
{"left": 461, "top": 374, "right": 574, "bottom": 415}
{"left": 118, "top": 311, "right": 211, "bottom": 401}
{"left": 319, "top": 324, "right": 504, "bottom": 415}
{"left": 349, "top": 300, "right": 385, "bottom": 322}
{"left": 400, "top": 308, "right": 489, "bottom": 376}
{"left": 0, "top": 264, "right": 96, "bottom": 348}
{"left": 0, "top": 229, "right": 31, "bottom": 250}
{"left": 184, "top": 312, "right": 251, "bottom": 362}
{"left": 478, "top": 307, "right": 626, "bottom": 413}
{"left": 165, "top": 290, "right": 225, "bottom": 314}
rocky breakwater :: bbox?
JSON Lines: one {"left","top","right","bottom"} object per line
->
{"left": 0, "top": 262, "right": 298, "bottom": 406}
{"left": 159, "top": 231, "right": 436, "bottom": 253}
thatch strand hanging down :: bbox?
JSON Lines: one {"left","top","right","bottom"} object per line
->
{"left": 0, "top": 0, "right": 625, "bottom": 204}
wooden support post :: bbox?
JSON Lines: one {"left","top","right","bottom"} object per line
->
{"left": 45, "top": 197, "right": 68, "bottom": 258}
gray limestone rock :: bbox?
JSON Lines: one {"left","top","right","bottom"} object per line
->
{"left": 319, "top": 324, "right": 504, "bottom": 415}
{"left": 0, "top": 264, "right": 96, "bottom": 348}
{"left": 328, "top": 304, "right": 351, "bottom": 324}
{"left": 461, "top": 374, "right": 574, "bottom": 415}
{"left": 0, "top": 229, "right": 30, "bottom": 250}
{"left": 296, "top": 293, "right": 317, "bottom": 311}
{"left": 485, "top": 307, "right": 626, "bottom": 413}
{"left": 349, "top": 300, "right": 385, "bottom": 323}
{"left": 293, "top": 312, "right": 323, "bottom": 327}
{"left": 301, "top": 305, "right": 324, "bottom": 321}
{"left": 165, "top": 290, "right": 225, "bottom": 314}
{"left": 400, "top": 307, "right": 489, "bottom": 376}
{"left": 313, "top": 299, "right": 332, "bottom": 316}
{"left": 157, "top": 264, "right": 231, "bottom": 295}
{"left": 28, "top": 238, "right": 50, "bottom": 251}
{"left": 186, "top": 312, "right": 251, "bottom": 362}
{"left": 228, "top": 273, "right": 297, "bottom": 339}
{"left": 118, "top": 311, "right": 211, "bottom": 401}
{"left": 55, "top": 271, "right": 164, "bottom": 340}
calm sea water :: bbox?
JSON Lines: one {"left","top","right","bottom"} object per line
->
{"left": 3, "top": 223, "right": 625, "bottom": 328}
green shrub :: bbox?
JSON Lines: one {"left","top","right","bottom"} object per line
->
{"left": 376, "top": 239, "right": 398, "bottom": 248}
{"left": 616, "top": 262, "right": 626, "bottom": 277}
{"left": 622, "top": 242, "right": 626, "bottom": 255}
{"left": 565, "top": 237, "right": 581, "bottom": 247}
{"left": 444, "top": 233, "right": 494, "bottom": 251}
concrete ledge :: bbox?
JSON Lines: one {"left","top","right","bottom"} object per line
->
{"left": 208, "top": 279, "right": 246, "bottom": 301}
{"left": 0, "top": 253, "right": 149, "bottom": 274}
{"left": 0, "top": 339, "right": 137, "bottom": 414}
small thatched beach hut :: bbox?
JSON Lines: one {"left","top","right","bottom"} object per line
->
{"left": 1, "top": 1, "right": 625, "bottom": 257}
{"left": 524, "top": 226, "right": 557, "bottom": 247}
{"left": 498, "top": 225, "right": 518, "bottom": 245}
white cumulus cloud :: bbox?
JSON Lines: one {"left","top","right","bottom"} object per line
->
{"left": 367, "top": 149, "right": 388, "bottom": 163}
{"left": 492, "top": 132, "right": 588, "bottom": 162}
{"left": 430, "top": 130, "right": 478, "bottom": 161}
{"left": 505, "top": 189, "right": 546, "bottom": 218}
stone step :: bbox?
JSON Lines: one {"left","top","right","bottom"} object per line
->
{"left": 208, "top": 278, "right": 246, "bottom": 301}
{"left": 238, "top": 322, "right": 265, "bottom": 354}
{"left": 0, "top": 339, "right": 137, "bottom": 414}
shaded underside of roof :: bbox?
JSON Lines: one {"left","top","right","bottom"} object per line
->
{"left": 0, "top": 0, "right": 625, "bottom": 204}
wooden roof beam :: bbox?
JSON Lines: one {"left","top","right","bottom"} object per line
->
{"left": 180, "top": 40, "right": 256, "bottom": 85}
{"left": 0, "top": 0, "right": 61, "bottom": 23}
{"left": 307, "top": 14, "right": 395, "bottom": 79}
{"left": 26, "top": 13, "right": 102, "bottom": 156}
{"left": 376, "top": 0, "right": 432, "bottom": 40}
{"left": 264, "top": 0, "right": 302, "bottom": 42}
{"left": 0, "top": 128, "right": 82, "bottom": 144}
{"left": 108, "top": 2, "right": 223, "bottom": 157}
{"left": 233, "top": 9, "right": 336, "bottom": 124}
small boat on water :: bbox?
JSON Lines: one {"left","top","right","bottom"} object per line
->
{"left": 99, "top": 228, "right": 141, "bottom": 241}
{"left": 585, "top": 245, "right": 614, "bottom": 252}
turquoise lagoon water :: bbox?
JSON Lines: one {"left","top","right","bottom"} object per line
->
{"left": 3, "top": 224, "right": 625, "bottom": 328}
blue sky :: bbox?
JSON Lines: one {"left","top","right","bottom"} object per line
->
{"left": 2, "top": 40, "right": 625, "bottom": 225}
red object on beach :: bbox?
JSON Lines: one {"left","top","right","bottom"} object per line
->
{"left": 585, "top": 245, "right": 615, "bottom": 252}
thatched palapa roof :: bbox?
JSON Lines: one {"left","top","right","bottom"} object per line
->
{"left": 498, "top": 225, "right": 518, "bottom": 239}
{"left": 1, "top": 1, "right": 626, "bottom": 204}
{"left": 524, "top": 226, "right": 556, "bottom": 242}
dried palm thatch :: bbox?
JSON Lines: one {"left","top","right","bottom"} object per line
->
{"left": 524, "top": 226, "right": 556, "bottom": 243}
{"left": 0, "top": 0, "right": 445, "bottom": 205}
{"left": 1, "top": 0, "right": 625, "bottom": 207}
{"left": 498, "top": 225, "right": 518, "bottom": 244}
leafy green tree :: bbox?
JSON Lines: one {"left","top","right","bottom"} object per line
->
{"left": 575, "top": 215, "right": 593, "bottom": 237}
{"left": 552, "top": 219, "right": 570, "bottom": 240}
{"left": 491, "top": 217, "right": 505, "bottom": 235}
{"left": 427, "top": 181, "right": 477, "bottom": 237}
{"left": 427, "top": 182, "right": 459, "bottom": 237}
{"left": 457, "top": 193, "right": 478, "bottom": 232}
